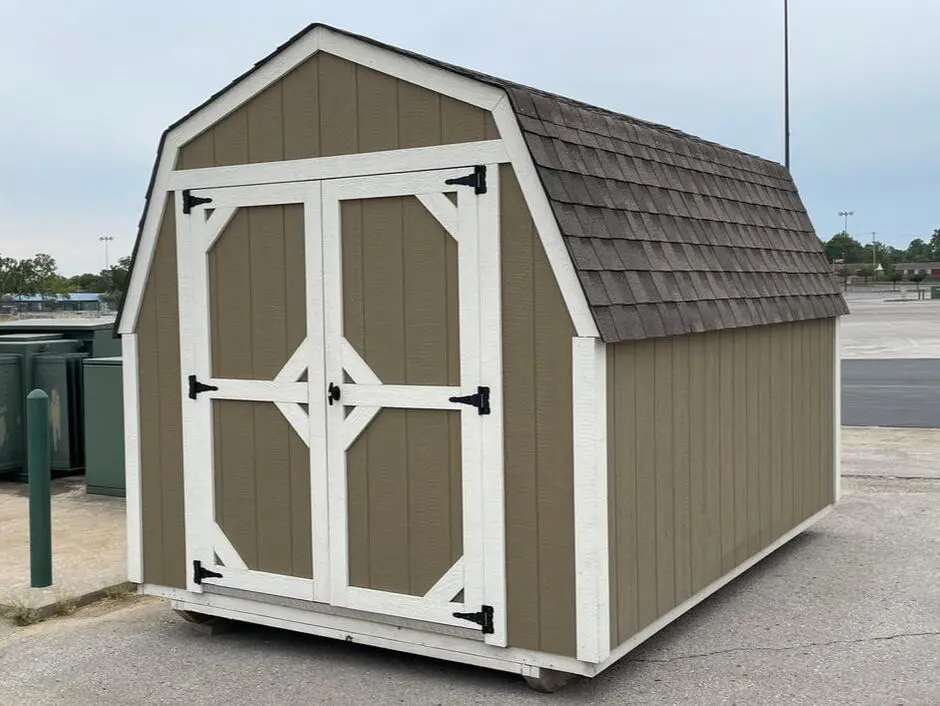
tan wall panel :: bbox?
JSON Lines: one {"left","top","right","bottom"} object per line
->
{"left": 500, "top": 165, "right": 576, "bottom": 657}
{"left": 178, "top": 53, "right": 493, "bottom": 168}
{"left": 138, "top": 198, "right": 186, "bottom": 588}
{"left": 609, "top": 320, "right": 837, "bottom": 646}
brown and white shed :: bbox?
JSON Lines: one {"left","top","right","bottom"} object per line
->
{"left": 116, "top": 23, "right": 848, "bottom": 686}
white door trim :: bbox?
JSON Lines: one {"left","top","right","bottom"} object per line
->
{"left": 169, "top": 140, "right": 509, "bottom": 191}
{"left": 121, "top": 333, "right": 143, "bottom": 584}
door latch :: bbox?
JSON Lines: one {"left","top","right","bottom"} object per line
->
{"left": 328, "top": 382, "right": 341, "bottom": 405}
{"left": 453, "top": 605, "right": 494, "bottom": 634}
{"left": 188, "top": 374, "right": 218, "bottom": 400}
{"left": 449, "top": 386, "right": 490, "bottom": 415}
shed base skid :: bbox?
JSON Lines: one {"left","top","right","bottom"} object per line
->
{"left": 139, "top": 505, "right": 832, "bottom": 691}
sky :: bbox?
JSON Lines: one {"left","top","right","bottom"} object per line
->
{"left": 0, "top": 0, "right": 937, "bottom": 276}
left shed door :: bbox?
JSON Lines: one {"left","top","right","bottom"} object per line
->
{"left": 175, "top": 183, "right": 326, "bottom": 601}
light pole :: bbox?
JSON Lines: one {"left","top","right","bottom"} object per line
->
{"left": 99, "top": 236, "right": 114, "bottom": 269}
{"left": 838, "top": 211, "right": 854, "bottom": 234}
{"left": 784, "top": 0, "right": 790, "bottom": 170}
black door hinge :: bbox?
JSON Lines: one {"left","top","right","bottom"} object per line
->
{"left": 182, "top": 189, "right": 213, "bottom": 214}
{"left": 453, "top": 605, "right": 494, "bottom": 634}
{"left": 188, "top": 374, "right": 218, "bottom": 400}
{"left": 445, "top": 165, "right": 487, "bottom": 195}
{"left": 193, "top": 560, "right": 223, "bottom": 585}
{"left": 449, "top": 386, "right": 490, "bottom": 415}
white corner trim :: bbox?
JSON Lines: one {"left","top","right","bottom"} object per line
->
{"left": 318, "top": 27, "right": 504, "bottom": 110}
{"left": 169, "top": 140, "right": 509, "bottom": 191}
{"left": 598, "top": 505, "right": 833, "bottom": 674}
{"left": 572, "top": 337, "right": 610, "bottom": 664}
{"left": 834, "top": 317, "right": 842, "bottom": 503}
{"left": 122, "top": 333, "right": 143, "bottom": 584}
{"left": 491, "top": 96, "right": 599, "bottom": 339}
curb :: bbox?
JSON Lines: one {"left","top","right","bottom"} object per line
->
{"left": 0, "top": 581, "right": 137, "bottom": 624}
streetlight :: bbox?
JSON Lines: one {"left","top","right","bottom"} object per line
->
{"left": 784, "top": 0, "right": 790, "bottom": 169}
{"left": 838, "top": 211, "right": 854, "bottom": 234}
{"left": 99, "top": 236, "right": 114, "bottom": 269}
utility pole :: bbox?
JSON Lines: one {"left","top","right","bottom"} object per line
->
{"left": 784, "top": 0, "right": 791, "bottom": 170}
{"left": 99, "top": 236, "right": 114, "bottom": 270}
{"left": 839, "top": 210, "right": 854, "bottom": 234}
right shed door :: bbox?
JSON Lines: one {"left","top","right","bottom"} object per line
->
{"left": 321, "top": 166, "right": 506, "bottom": 645}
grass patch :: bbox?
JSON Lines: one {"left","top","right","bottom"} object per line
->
{"left": 102, "top": 583, "right": 134, "bottom": 601}
{"left": 52, "top": 594, "right": 78, "bottom": 617}
{"left": 2, "top": 600, "right": 41, "bottom": 626}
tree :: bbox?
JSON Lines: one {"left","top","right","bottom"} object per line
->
{"left": 823, "top": 232, "right": 863, "bottom": 264}
{"left": 910, "top": 272, "right": 926, "bottom": 287}
{"left": 905, "top": 239, "right": 933, "bottom": 262}
{"left": 884, "top": 266, "right": 902, "bottom": 290}
{"left": 931, "top": 228, "right": 940, "bottom": 261}
{"left": 857, "top": 264, "right": 875, "bottom": 285}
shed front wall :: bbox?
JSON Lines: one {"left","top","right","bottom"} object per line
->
{"left": 137, "top": 54, "right": 578, "bottom": 657}
{"left": 607, "top": 318, "right": 835, "bottom": 646}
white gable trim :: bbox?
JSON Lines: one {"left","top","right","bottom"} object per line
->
{"left": 119, "top": 24, "right": 597, "bottom": 341}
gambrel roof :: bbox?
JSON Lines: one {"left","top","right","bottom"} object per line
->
{"left": 117, "top": 23, "right": 847, "bottom": 342}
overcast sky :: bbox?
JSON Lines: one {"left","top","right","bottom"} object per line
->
{"left": 0, "top": 0, "right": 937, "bottom": 275}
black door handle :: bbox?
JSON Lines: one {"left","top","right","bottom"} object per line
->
{"left": 328, "top": 382, "right": 341, "bottom": 405}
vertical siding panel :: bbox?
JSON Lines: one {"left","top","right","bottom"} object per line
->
{"left": 607, "top": 349, "right": 619, "bottom": 646}
{"left": 282, "top": 55, "right": 321, "bottom": 160}
{"left": 318, "top": 53, "right": 358, "bottom": 157}
{"left": 781, "top": 323, "right": 794, "bottom": 531}
{"left": 770, "top": 325, "right": 784, "bottom": 540}
{"left": 341, "top": 201, "right": 369, "bottom": 588}
{"left": 792, "top": 322, "right": 805, "bottom": 524}
{"left": 362, "top": 198, "right": 408, "bottom": 593}
{"left": 745, "top": 327, "right": 760, "bottom": 555}
{"left": 500, "top": 166, "right": 540, "bottom": 649}
{"left": 758, "top": 326, "right": 772, "bottom": 548}
{"left": 398, "top": 82, "right": 442, "bottom": 149}
{"left": 732, "top": 330, "right": 748, "bottom": 564}
{"left": 440, "top": 97, "right": 488, "bottom": 143}
{"left": 356, "top": 66, "right": 399, "bottom": 153}
{"left": 825, "top": 319, "right": 836, "bottom": 506}
{"left": 246, "top": 83, "right": 284, "bottom": 163}
{"left": 212, "top": 108, "right": 249, "bottom": 167}
{"left": 703, "top": 332, "right": 722, "bottom": 584}
{"left": 672, "top": 336, "right": 692, "bottom": 604}
{"left": 533, "top": 236, "right": 576, "bottom": 657}
{"left": 137, "top": 265, "right": 164, "bottom": 583}
{"left": 613, "top": 345, "right": 639, "bottom": 642}
{"left": 653, "top": 338, "right": 675, "bottom": 614}
{"left": 688, "top": 333, "right": 708, "bottom": 593}
{"left": 718, "top": 332, "right": 736, "bottom": 573}
{"left": 634, "top": 341, "right": 658, "bottom": 628}
{"left": 247, "top": 206, "right": 291, "bottom": 573}
{"left": 402, "top": 197, "right": 455, "bottom": 593}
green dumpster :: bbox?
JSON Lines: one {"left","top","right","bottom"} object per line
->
{"left": 33, "top": 353, "right": 89, "bottom": 472}
{"left": 0, "top": 320, "right": 120, "bottom": 358}
{"left": 931, "top": 286, "right": 940, "bottom": 300}
{"left": 82, "top": 357, "right": 125, "bottom": 496}
{"left": 0, "top": 355, "right": 24, "bottom": 474}
{"left": 0, "top": 334, "right": 82, "bottom": 479}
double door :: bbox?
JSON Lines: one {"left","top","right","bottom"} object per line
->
{"left": 176, "top": 165, "right": 505, "bottom": 644}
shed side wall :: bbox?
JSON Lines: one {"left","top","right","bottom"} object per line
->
{"left": 138, "top": 197, "right": 186, "bottom": 588}
{"left": 608, "top": 318, "right": 835, "bottom": 646}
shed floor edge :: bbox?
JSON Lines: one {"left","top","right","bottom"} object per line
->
{"left": 139, "top": 584, "right": 596, "bottom": 678}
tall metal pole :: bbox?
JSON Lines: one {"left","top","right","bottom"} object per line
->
{"left": 99, "top": 236, "right": 114, "bottom": 270}
{"left": 784, "top": 0, "right": 791, "bottom": 170}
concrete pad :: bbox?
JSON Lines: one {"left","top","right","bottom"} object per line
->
{"left": 0, "top": 477, "right": 127, "bottom": 615}
{"left": 842, "top": 426, "right": 940, "bottom": 479}
{"left": 841, "top": 294, "right": 940, "bottom": 359}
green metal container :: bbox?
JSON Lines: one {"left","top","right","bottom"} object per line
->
{"left": 0, "top": 335, "right": 82, "bottom": 479}
{"left": 0, "top": 320, "right": 120, "bottom": 358}
{"left": 931, "top": 286, "right": 940, "bottom": 300}
{"left": 82, "top": 357, "right": 125, "bottom": 496}
{"left": 33, "top": 352, "right": 89, "bottom": 472}
{"left": 0, "top": 354, "right": 24, "bottom": 473}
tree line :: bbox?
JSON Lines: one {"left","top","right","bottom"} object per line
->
{"left": 822, "top": 228, "right": 940, "bottom": 268}
{"left": 0, "top": 253, "right": 131, "bottom": 303}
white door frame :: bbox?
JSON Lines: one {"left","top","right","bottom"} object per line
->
{"left": 321, "top": 166, "right": 506, "bottom": 645}
{"left": 176, "top": 182, "right": 328, "bottom": 602}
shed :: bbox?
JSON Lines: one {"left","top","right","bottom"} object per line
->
{"left": 116, "top": 23, "right": 847, "bottom": 687}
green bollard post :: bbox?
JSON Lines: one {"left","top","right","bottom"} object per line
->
{"left": 27, "top": 389, "right": 52, "bottom": 588}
